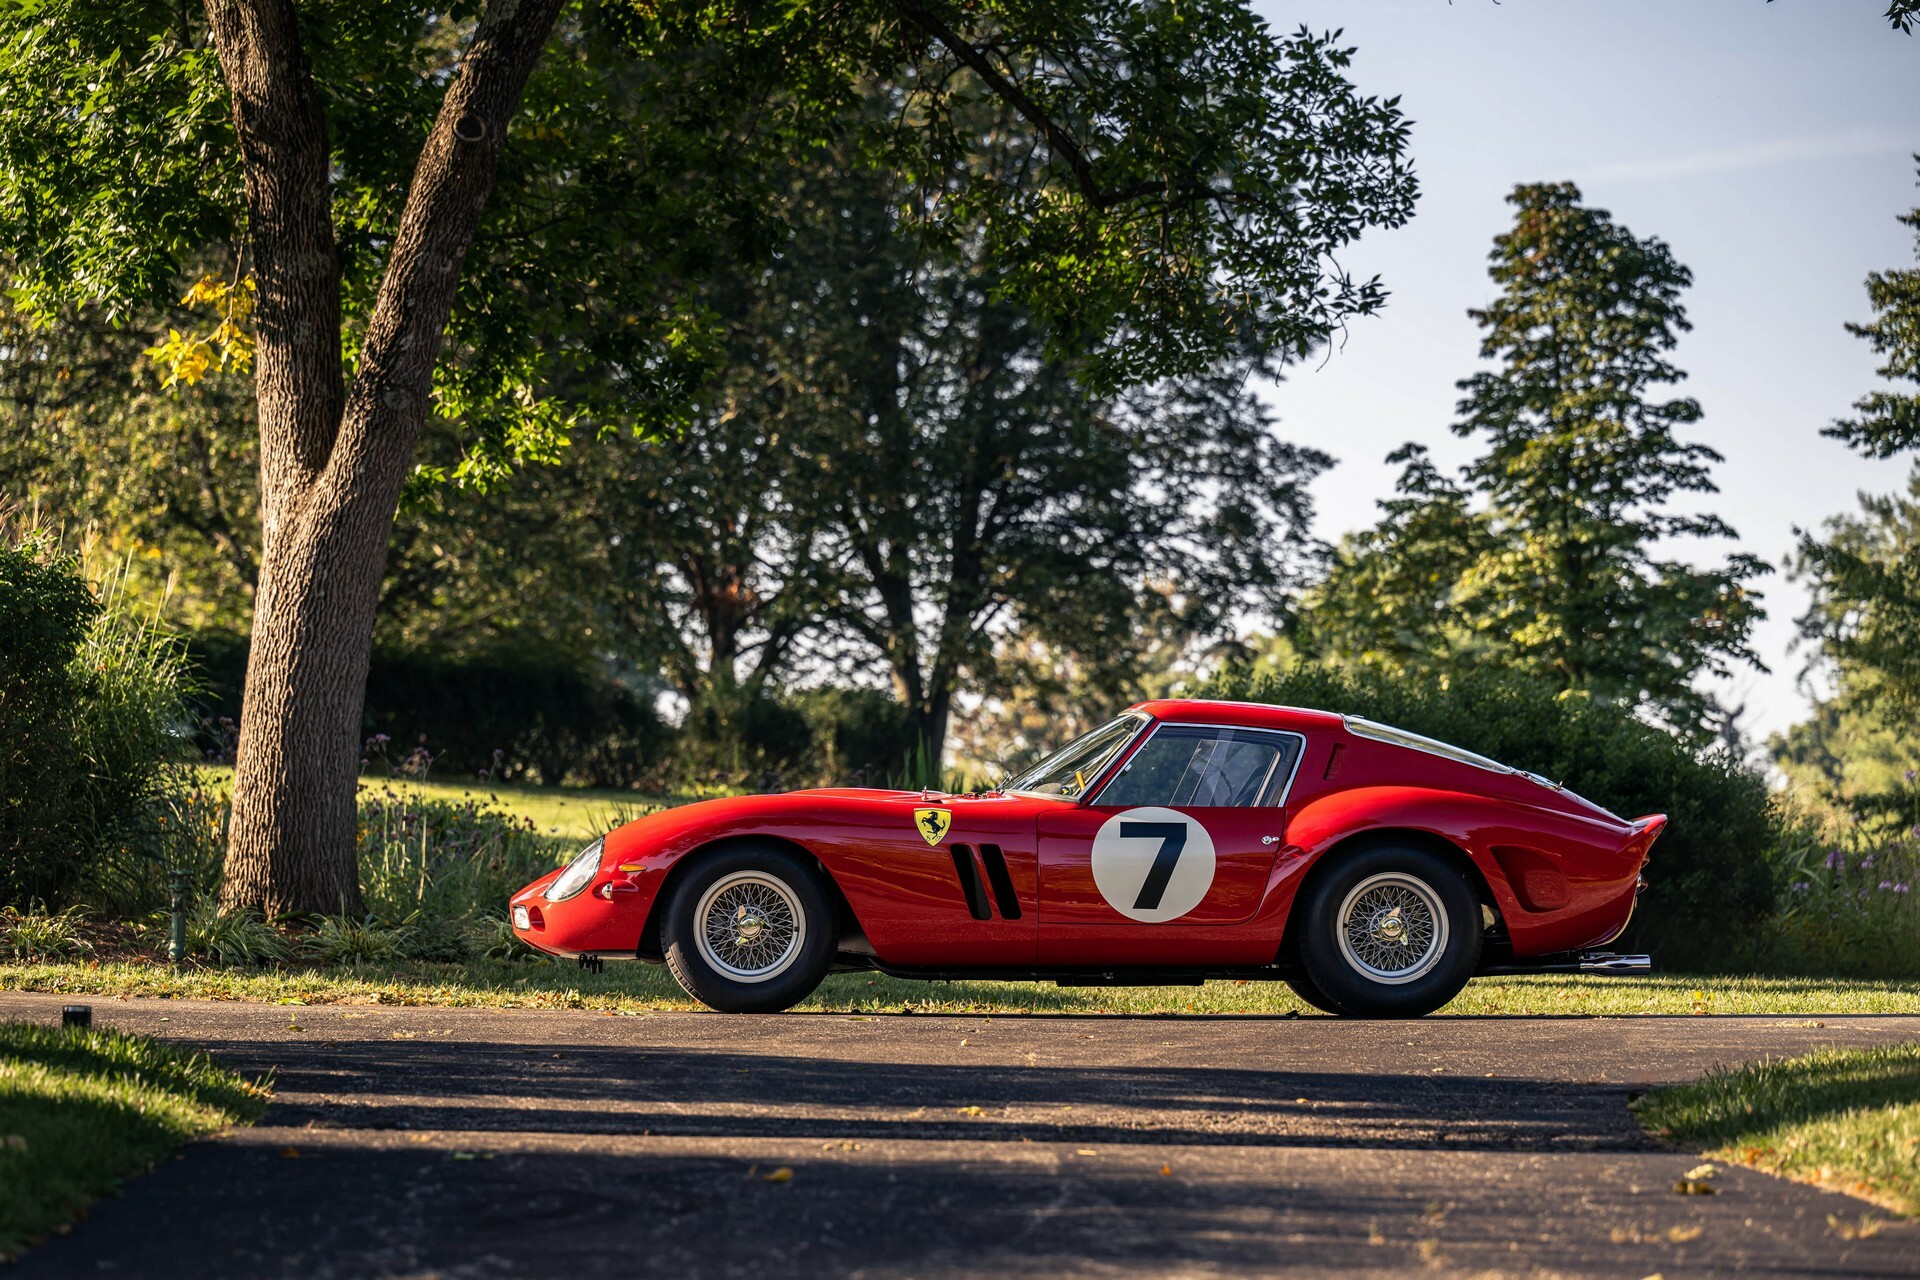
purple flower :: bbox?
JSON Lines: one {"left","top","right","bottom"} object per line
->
{"left": 1908, "top": 769, "right": 1917, "bottom": 782}
{"left": 1880, "top": 880, "right": 1896, "bottom": 891}
{"left": 1897, "top": 882, "right": 1912, "bottom": 894}
{"left": 1826, "top": 850, "right": 1846, "bottom": 871}
{"left": 1862, "top": 854, "right": 1877, "bottom": 870}
{"left": 1791, "top": 881, "right": 1811, "bottom": 894}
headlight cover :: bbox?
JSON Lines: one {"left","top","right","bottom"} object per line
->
{"left": 546, "top": 837, "right": 606, "bottom": 903}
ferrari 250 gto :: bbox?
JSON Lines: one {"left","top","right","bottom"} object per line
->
{"left": 509, "top": 699, "right": 1662, "bottom": 1016}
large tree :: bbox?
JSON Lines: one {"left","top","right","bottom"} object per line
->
{"left": 0, "top": 2, "right": 1415, "bottom": 912}
{"left": 1307, "top": 183, "right": 1767, "bottom": 732}
{"left": 1794, "top": 163, "right": 1920, "bottom": 713}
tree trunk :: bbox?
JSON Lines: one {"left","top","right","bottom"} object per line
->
{"left": 209, "top": 0, "right": 565, "bottom": 915}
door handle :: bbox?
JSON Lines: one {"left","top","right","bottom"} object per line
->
{"left": 1261, "top": 835, "right": 1280, "bottom": 846}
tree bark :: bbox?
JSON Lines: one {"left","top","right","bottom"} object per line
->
{"left": 208, "top": 0, "right": 565, "bottom": 915}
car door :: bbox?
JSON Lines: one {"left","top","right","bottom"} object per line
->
{"left": 1035, "top": 722, "right": 1305, "bottom": 964}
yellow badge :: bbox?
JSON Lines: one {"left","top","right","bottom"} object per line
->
{"left": 913, "top": 807, "right": 953, "bottom": 846}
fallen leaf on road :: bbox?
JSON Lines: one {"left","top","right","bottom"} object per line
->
{"left": 279, "top": 1147, "right": 300, "bottom": 1159}
{"left": 1075, "top": 1149, "right": 1097, "bottom": 1156}
{"left": 1670, "top": 1180, "right": 1717, "bottom": 1196}
{"left": 762, "top": 1167, "right": 793, "bottom": 1183}
{"left": 1666, "top": 1225, "right": 1702, "bottom": 1243}
{"left": 1827, "top": 1213, "right": 1883, "bottom": 1240}
{"left": 1159, "top": 1164, "right": 1172, "bottom": 1176}
{"left": 1683, "top": 1163, "right": 1717, "bottom": 1181}
{"left": 451, "top": 1152, "right": 495, "bottom": 1162}
{"left": 956, "top": 1105, "right": 987, "bottom": 1116}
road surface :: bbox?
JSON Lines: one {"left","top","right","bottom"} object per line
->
{"left": 2, "top": 992, "right": 1916, "bottom": 1278}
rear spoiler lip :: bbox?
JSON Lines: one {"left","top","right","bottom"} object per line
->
{"left": 1626, "top": 813, "right": 1668, "bottom": 857}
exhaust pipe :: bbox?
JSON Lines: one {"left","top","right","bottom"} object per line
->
{"left": 1577, "top": 951, "right": 1650, "bottom": 975}
{"left": 1481, "top": 950, "right": 1653, "bottom": 977}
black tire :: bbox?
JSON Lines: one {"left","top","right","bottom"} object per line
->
{"left": 1283, "top": 972, "right": 1349, "bottom": 1016}
{"left": 662, "top": 843, "right": 836, "bottom": 1013}
{"left": 1295, "top": 843, "right": 1481, "bottom": 1018}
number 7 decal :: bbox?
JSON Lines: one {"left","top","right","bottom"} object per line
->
{"left": 1091, "top": 807, "right": 1218, "bottom": 923}
{"left": 1120, "top": 821, "right": 1188, "bottom": 911}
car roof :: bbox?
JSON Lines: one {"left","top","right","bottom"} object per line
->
{"left": 1128, "top": 699, "right": 1346, "bottom": 734}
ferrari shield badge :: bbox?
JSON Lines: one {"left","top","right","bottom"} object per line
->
{"left": 913, "top": 807, "right": 953, "bottom": 846}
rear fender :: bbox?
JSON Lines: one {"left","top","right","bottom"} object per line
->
{"left": 1282, "top": 785, "right": 1641, "bottom": 956}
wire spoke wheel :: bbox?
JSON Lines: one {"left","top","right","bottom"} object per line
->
{"left": 694, "top": 870, "right": 806, "bottom": 983}
{"left": 1336, "top": 871, "right": 1448, "bottom": 985}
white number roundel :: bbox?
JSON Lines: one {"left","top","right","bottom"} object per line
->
{"left": 1090, "top": 807, "right": 1216, "bottom": 923}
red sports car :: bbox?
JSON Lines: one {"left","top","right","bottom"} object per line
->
{"left": 509, "top": 699, "right": 1662, "bottom": 1016}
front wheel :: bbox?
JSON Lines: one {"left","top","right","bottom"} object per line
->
{"left": 1294, "top": 844, "right": 1481, "bottom": 1018}
{"left": 662, "top": 844, "right": 835, "bottom": 1013}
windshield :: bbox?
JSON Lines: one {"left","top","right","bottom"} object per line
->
{"left": 1004, "top": 714, "right": 1146, "bottom": 799}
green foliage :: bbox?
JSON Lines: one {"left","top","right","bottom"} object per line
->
{"left": 183, "top": 904, "right": 290, "bottom": 967}
{"left": 1306, "top": 183, "right": 1767, "bottom": 733}
{"left": 187, "top": 634, "right": 673, "bottom": 788}
{"left": 1796, "top": 167, "right": 1920, "bottom": 716}
{"left": 0, "top": 1020, "right": 268, "bottom": 1259}
{"left": 1762, "top": 785, "right": 1920, "bottom": 979}
{"left": 0, "top": 906, "right": 94, "bottom": 962}
{"left": 1824, "top": 162, "right": 1920, "bottom": 460}
{"left": 149, "top": 778, "right": 576, "bottom": 966}
{"left": 0, "top": 0, "right": 1416, "bottom": 470}
{"left": 0, "top": 535, "right": 194, "bottom": 909}
{"left": 1199, "top": 661, "right": 1776, "bottom": 970}
{"left": 0, "top": 536, "right": 97, "bottom": 905}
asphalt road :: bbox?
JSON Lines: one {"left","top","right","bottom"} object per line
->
{"left": 3, "top": 992, "right": 1918, "bottom": 1279}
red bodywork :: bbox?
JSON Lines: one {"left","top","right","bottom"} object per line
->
{"left": 511, "top": 700, "right": 1664, "bottom": 973}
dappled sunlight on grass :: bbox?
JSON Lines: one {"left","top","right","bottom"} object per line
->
{"left": 4, "top": 959, "right": 1918, "bottom": 1017}
{"left": 1636, "top": 1043, "right": 1920, "bottom": 1215}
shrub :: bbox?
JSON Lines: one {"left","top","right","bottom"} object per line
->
{"left": 186, "top": 635, "right": 673, "bottom": 786}
{"left": 1763, "top": 781, "right": 1920, "bottom": 978}
{"left": 0, "top": 537, "right": 97, "bottom": 905}
{"left": 304, "top": 914, "right": 415, "bottom": 966}
{"left": 1199, "top": 662, "right": 1776, "bottom": 970}
{"left": 65, "top": 564, "right": 197, "bottom": 913}
{"left": 184, "top": 905, "right": 289, "bottom": 967}
{"left": 0, "top": 906, "right": 94, "bottom": 962}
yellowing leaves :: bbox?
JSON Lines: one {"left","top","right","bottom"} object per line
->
{"left": 143, "top": 273, "right": 257, "bottom": 388}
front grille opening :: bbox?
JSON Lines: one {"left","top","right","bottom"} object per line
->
{"left": 950, "top": 844, "right": 992, "bottom": 920}
{"left": 977, "top": 844, "right": 1022, "bottom": 920}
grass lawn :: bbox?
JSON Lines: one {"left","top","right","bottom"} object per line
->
{"left": 357, "top": 774, "right": 686, "bottom": 842}
{"left": 5, "top": 958, "right": 1919, "bottom": 1017}
{"left": 197, "top": 764, "right": 707, "bottom": 843}
{"left": 0, "top": 1020, "right": 269, "bottom": 1259}
{"left": 1635, "top": 1043, "right": 1920, "bottom": 1217}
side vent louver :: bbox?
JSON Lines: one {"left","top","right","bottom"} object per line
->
{"left": 950, "top": 845, "right": 992, "bottom": 920}
{"left": 977, "top": 844, "right": 1022, "bottom": 920}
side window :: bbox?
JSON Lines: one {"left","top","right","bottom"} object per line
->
{"left": 1094, "top": 726, "right": 1303, "bottom": 808}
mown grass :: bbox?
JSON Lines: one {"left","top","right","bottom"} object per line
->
{"left": 1635, "top": 1043, "right": 1920, "bottom": 1216}
{"left": 4, "top": 959, "right": 1918, "bottom": 1017}
{"left": 194, "top": 763, "right": 701, "bottom": 843}
{"left": 0, "top": 1020, "right": 269, "bottom": 1259}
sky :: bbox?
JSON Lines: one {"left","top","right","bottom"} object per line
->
{"left": 1250, "top": 0, "right": 1920, "bottom": 744}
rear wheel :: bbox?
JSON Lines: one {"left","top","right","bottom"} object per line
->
{"left": 662, "top": 844, "right": 835, "bottom": 1013}
{"left": 1295, "top": 844, "right": 1480, "bottom": 1018}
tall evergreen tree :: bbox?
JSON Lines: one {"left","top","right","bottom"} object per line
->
{"left": 1795, "top": 162, "right": 1920, "bottom": 712}
{"left": 1308, "top": 183, "right": 1767, "bottom": 731}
